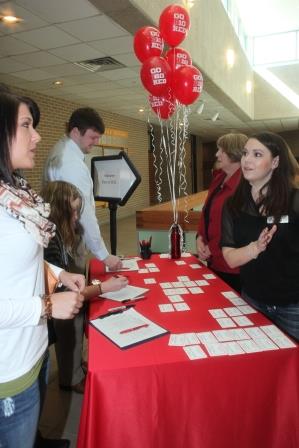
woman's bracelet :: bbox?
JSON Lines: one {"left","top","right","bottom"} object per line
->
{"left": 41, "top": 294, "right": 53, "bottom": 319}
{"left": 91, "top": 279, "right": 103, "bottom": 295}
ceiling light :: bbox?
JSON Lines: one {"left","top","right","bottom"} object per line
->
{"left": 183, "top": 0, "right": 195, "bottom": 9}
{"left": 196, "top": 101, "right": 204, "bottom": 114}
{"left": 53, "top": 80, "right": 63, "bottom": 86}
{"left": 226, "top": 49, "right": 235, "bottom": 68}
{"left": 211, "top": 112, "right": 220, "bottom": 122}
{"left": 0, "top": 15, "right": 22, "bottom": 24}
{"left": 139, "top": 108, "right": 144, "bottom": 113}
{"left": 246, "top": 80, "right": 253, "bottom": 94}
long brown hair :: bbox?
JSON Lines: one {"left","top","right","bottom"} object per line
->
{"left": 41, "top": 181, "right": 84, "bottom": 255}
{"left": 228, "top": 132, "right": 299, "bottom": 221}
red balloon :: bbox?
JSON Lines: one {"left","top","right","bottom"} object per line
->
{"left": 140, "top": 56, "right": 172, "bottom": 96}
{"left": 134, "top": 26, "right": 164, "bottom": 63}
{"left": 159, "top": 4, "right": 190, "bottom": 47}
{"left": 173, "top": 65, "right": 203, "bottom": 105}
{"left": 149, "top": 92, "right": 175, "bottom": 119}
{"left": 165, "top": 47, "right": 192, "bottom": 71}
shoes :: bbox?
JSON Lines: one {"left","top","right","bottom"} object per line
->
{"left": 59, "top": 377, "right": 85, "bottom": 394}
{"left": 35, "top": 434, "right": 70, "bottom": 448}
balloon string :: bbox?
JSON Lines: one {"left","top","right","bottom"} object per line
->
{"left": 148, "top": 115, "right": 162, "bottom": 203}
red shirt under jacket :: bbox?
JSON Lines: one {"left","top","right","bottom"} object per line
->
{"left": 198, "top": 168, "right": 241, "bottom": 274}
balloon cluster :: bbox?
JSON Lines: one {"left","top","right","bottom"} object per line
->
{"left": 134, "top": 4, "right": 203, "bottom": 119}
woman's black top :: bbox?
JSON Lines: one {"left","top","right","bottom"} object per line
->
{"left": 221, "top": 189, "right": 299, "bottom": 306}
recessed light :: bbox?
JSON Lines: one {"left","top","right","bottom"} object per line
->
{"left": 0, "top": 15, "right": 22, "bottom": 24}
{"left": 226, "top": 49, "right": 235, "bottom": 68}
{"left": 139, "top": 108, "right": 144, "bottom": 113}
{"left": 53, "top": 80, "right": 63, "bottom": 86}
{"left": 246, "top": 80, "right": 253, "bottom": 94}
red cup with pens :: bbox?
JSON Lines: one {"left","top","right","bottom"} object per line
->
{"left": 139, "top": 236, "right": 152, "bottom": 259}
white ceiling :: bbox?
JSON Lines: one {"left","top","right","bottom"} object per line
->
{"left": 0, "top": 0, "right": 298, "bottom": 142}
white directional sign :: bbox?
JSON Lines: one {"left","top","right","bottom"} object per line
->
{"left": 91, "top": 151, "right": 141, "bottom": 205}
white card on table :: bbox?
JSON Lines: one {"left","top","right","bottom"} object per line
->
{"left": 224, "top": 307, "right": 243, "bottom": 317}
{"left": 224, "top": 341, "right": 245, "bottom": 355}
{"left": 174, "top": 302, "right": 190, "bottom": 311}
{"left": 188, "top": 287, "right": 204, "bottom": 294}
{"left": 190, "top": 263, "right": 201, "bottom": 269}
{"left": 164, "top": 288, "right": 188, "bottom": 295}
{"left": 238, "top": 339, "right": 262, "bottom": 353}
{"left": 183, "top": 345, "right": 207, "bottom": 360}
{"left": 172, "top": 281, "right": 184, "bottom": 288}
{"left": 221, "top": 291, "right": 239, "bottom": 299}
{"left": 216, "top": 317, "right": 237, "bottom": 328}
{"left": 138, "top": 268, "right": 149, "bottom": 274}
{"left": 203, "top": 273, "right": 216, "bottom": 279}
{"left": 168, "top": 294, "right": 184, "bottom": 303}
{"left": 177, "top": 276, "right": 190, "bottom": 281}
{"left": 159, "top": 303, "right": 175, "bottom": 312}
{"left": 237, "top": 305, "right": 257, "bottom": 314}
{"left": 175, "top": 260, "right": 186, "bottom": 265}
{"left": 228, "top": 297, "right": 247, "bottom": 306}
{"left": 183, "top": 281, "right": 197, "bottom": 287}
{"left": 144, "top": 278, "right": 156, "bottom": 284}
{"left": 213, "top": 329, "right": 238, "bottom": 342}
{"left": 209, "top": 309, "right": 227, "bottom": 318}
{"left": 145, "top": 263, "right": 156, "bottom": 268}
{"left": 260, "top": 325, "right": 297, "bottom": 348}
{"left": 204, "top": 342, "right": 228, "bottom": 357}
{"left": 160, "top": 282, "right": 172, "bottom": 289}
{"left": 232, "top": 316, "right": 254, "bottom": 327}
{"left": 159, "top": 253, "right": 169, "bottom": 258}
{"left": 195, "top": 280, "right": 209, "bottom": 286}
{"left": 169, "top": 333, "right": 199, "bottom": 346}
{"left": 148, "top": 267, "right": 160, "bottom": 272}
{"left": 196, "top": 332, "right": 218, "bottom": 344}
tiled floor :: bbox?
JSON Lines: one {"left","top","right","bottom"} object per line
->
{"left": 39, "top": 214, "right": 138, "bottom": 447}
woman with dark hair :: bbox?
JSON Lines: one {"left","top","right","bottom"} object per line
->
{"left": 0, "top": 92, "right": 85, "bottom": 448}
{"left": 40, "top": 181, "right": 128, "bottom": 393}
{"left": 221, "top": 132, "right": 299, "bottom": 341}
{"left": 196, "top": 133, "right": 248, "bottom": 292}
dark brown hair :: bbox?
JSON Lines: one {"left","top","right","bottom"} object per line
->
{"left": 229, "top": 132, "right": 299, "bottom": 220}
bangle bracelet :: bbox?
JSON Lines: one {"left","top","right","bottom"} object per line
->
{"left": 42, "top": 294, "right": 53, "bottom": 319}
{"left": 91, "top": 279, "right": 102, "bottom": 296}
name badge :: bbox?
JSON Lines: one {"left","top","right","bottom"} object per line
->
{"left": 267, "top": 215, "right": 289, "bottom": 224}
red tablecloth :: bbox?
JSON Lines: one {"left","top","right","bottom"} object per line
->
{"left": 77, "top": 255, "right": 299, "bottom": 448}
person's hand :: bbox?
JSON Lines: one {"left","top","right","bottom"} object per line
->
{"left": 196, "top": 235, "right": 211, "bottom": 261}
{"left": 256, "top": 225, "right": 277, "bottom": 254}
{"left": 51, "top": 291, "right": 84, "bottom": 319}
{"left": 59, "top": 270, "right": 85, "bottom": 292}
{"left": 102, "top": 275, "right": 128, "bottom": 293}
{"left": 103, "top": 254, "right": 122, "bottom": 271}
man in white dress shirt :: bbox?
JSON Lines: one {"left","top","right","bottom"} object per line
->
{"left": 44, "top": 107, "right": 121, "bottom": 271}
{"left": 43, "top": 107, "right": 121, "bottom": 393}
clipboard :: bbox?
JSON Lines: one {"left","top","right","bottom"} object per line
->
{"left": 90, "top": 307, "right": 169, "bottom": 349}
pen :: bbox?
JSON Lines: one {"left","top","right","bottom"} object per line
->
{"left": 119, "top": 324, "right": 149, "bottom": 335}
{"left": 107, "top": 305, "right": 135, "bottom": 312}
{"left": 98, "top": 305, "right": 135, "bottom": 318}
{"left": 121, "top": 295, "right": 146, "bottom": 304}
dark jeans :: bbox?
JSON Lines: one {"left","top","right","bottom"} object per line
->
{"left": 242, "top": 292, "right": 299, "bottom": 342}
